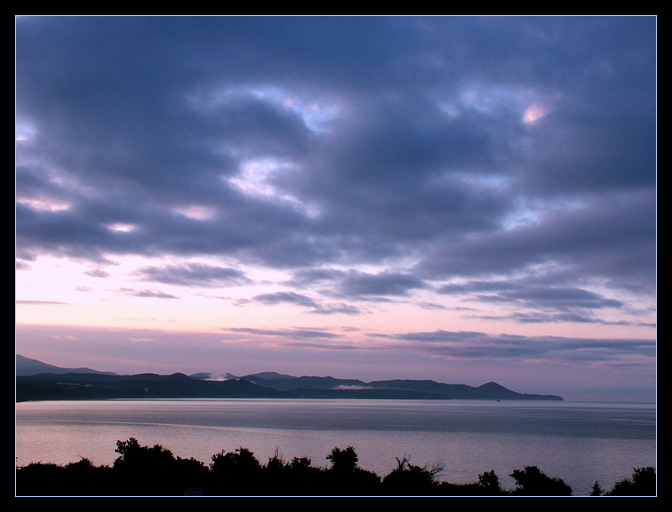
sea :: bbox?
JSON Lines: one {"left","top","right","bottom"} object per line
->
{"left": 15, "top": 398, "right": 656, "bottom": 496}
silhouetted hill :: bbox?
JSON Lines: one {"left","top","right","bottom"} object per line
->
{"left": 245, "top": 371, "right": 296, "bottom": 381}
{"left": 243, "top": 373, "right": 563, "bottom": 400}
{"left": 241, "top": 373, "right": 368, "bottom": 391}
{"left": 188, "top": 373, "right": 212, "bottom": 380}
{"left": 15, "top": 355, "right": 563, "bottom": 402}
{"left": 15, "top": 372, "right": 292, "bottom": 402}
{"left": 16, "top": 354, "right": 117, "bottom": 376}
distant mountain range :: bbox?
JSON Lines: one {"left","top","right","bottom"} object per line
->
{"left": 15, "top": 355, "right": 563, "bottom": 402}
{"left": 16, "top": 354, "right": 118, "bottom": 376}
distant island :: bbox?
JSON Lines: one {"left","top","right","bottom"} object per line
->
{"left": 15, "top": 355, "right": 563, "bottom": 402}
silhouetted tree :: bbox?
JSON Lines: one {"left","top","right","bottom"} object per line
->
{"left": 114, "top": 437, "right": 176, "bottom": 474}
{"left": 590, "top": 480, "right": 605, "bottom": 496}
{"left": 510, "top": 465, "right": 572, "bottom": 496}
{"left": 113, "top": 437, "right": 182, "bottom": 494}
{"left": 65, "top": 457, "right": 95, "bottom": 472}
{"left": 174, "top": 455, "right": 209, "bottom": 488}
{"left": 291, "top": 456, "right": 314, "bottom": 471}
{"left": 284, "top": 456, "right": 328, "bottom": 494}
{"left": 209, "top": 447, "right": 263, "bottom": 494}
{"left": 606, "top": 467, "right": 656, "bottom": 496}
{"left": 265, "top": 449, "right": 286, "bottom": 475}
{"left": 211, "top": 447, "right": 261, "bottom": 478}
{"left": 381, "top": 456, "right": 442, "bottom": 494}
{"left": 478, "top": 469, "right": 504, "bottom": 495}
{"left": 326, "top": 446, "right": 380, "bottom": 494}
{"left": 18, "top": 437, "right": 653, "bottom": 497}
{"left": 326, "top": 446, "right": 359, "bottom": 473}
{"left": 16, "top": 462, "right": 66, "bottom": 495}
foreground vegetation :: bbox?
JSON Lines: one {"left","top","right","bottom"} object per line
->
{"left": 15, "top": 438, "right": 655, "bottom": 497}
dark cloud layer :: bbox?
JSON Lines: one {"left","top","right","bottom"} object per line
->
{"left": 16, "top": 16, "right": 656, "bottom": 328}
{"left": 381, "top": 329, "right": 656, "bottom": 364}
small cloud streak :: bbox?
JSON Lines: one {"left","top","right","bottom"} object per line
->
{"left": 136, "top": 263, "right": 251, "bottom": 287}
{"left": 228, "top": 327, "right": 342, "bottom": 339}
{"left": 118, "top": 288, "right": 179, "bottom": 299}
{"left": 16, "top": 300, "right": 67, "bottom": 305}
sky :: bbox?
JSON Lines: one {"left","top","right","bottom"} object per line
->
{"left": 15, "top": 15, "right": 657, "bottom": 402}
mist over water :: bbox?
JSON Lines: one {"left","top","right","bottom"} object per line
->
{"left": 16, "top": 399, "right": 655, "bottom": 496}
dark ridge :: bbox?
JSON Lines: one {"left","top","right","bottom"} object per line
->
{"left": 15, "top": 355, "right": 564, "bottom": 402}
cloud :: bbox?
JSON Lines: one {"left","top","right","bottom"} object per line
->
{"left": 382, "top": 329, "right": 656, "bottom": 364}
{"left": 499, "top": 312, "right": 644, "bottom": 326}
{"left": 222, "top": 327, "right": 362, "bottom": 352}
{"left": 477, "top": 286, "right": 623, "bottom": 311}
{"left": 15, "top": 15, "right": 656, "bottom": 345}
{"left": 136, "top": 263, "right": 250, "bottom": 287}
{"left": 244, "top": 291, "right": 363, "bottom": 316}
{"left": 335, "top": 271, "right": 427, "bottom": 298}
{"left": 84, "top": 269, "right": 111, "bottom": 278}
{"left": 289, "top": 269, "right": 427, "bottom": 302}
{"left": 222, "top": 323, "right": 657, "bottom": 367}
{"left": 439, "top": 280, "right": 625, "bottom": 317}
{"left": 16, "top": 300, "right": 67, "bottom": 305}
{"left": 250, "top": 292, "right": 320, "bottom": 309}
{"left": 310, "top": 303, "right": 362, "bottom": 316}
{"left": 227, "top": 327, "right": 341, "bottom": 339}
{"left": 420, "top": 189, "right": 655, "bottom": 292}
{"left": 436, "top": 269, "right": 651, "bottom": 325}
{"left": 118, "top": 288, "right": 178, "bottom": 299}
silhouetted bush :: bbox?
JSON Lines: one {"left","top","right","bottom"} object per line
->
{"left": 381, "top": 456, "right": 442, "bottom": 495}
{"left": 211, "top": 447, "right": 261, "bottom": 478}
{"left": 478, "top": 469, "right": 506, "bottom": 495}
{"left": 590, "top": 480, "right": 605, "bottom": 496}
{"left": 14, "top": 437, "right": 656, "bottom": 497}
{"left": 510, "top": 465, "right": 573, "bottom": 496}
{"left": 112, "top": 437, "right": 186, "bottom": 494}
{"left": 210, "top": 447, "right": 264, "bottom": 494}
{"left": 605, "top": 467, "right": 656, "bottom": 496}
{"left": 326, "top": 446, "right": 359, "bottom": 473}
{"left": 326, "top": 445, "right": 381, "bottom": 494}
{"left": 174, "top": 456, "right": 210, "bottom": 488}
{"left": 257, "top": 452, "right": 317, "bottom": 494}
{"left": 114, "top": 437, "right": 176, "bottom": 475}
{"left": 15, "top": 459, "right": 120, "bottom": 496}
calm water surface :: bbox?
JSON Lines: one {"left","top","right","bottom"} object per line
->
{"left": 15, "top": 399, "right": 656, "bottom": 495}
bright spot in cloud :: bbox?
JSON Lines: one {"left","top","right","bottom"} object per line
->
{"left": 523, "top": 102, "right": 548, "bottom": 125}
{"left": 106, "top": 223, "right": 136, "bottom": 233}
{"left": 191, "top": 85, "right": 340, "bottom": 133}
{"left": 244, "top": 86, "right": 340, "bottom": 132}
{"left": 17, "top": 197, "right": 71, "bottom": 212}
{"left": 229, "top": 158, "right": 321, "bottom": 217}
{"left": 129, "top": 337, "right": 153, "bottom": 343}
{"left": 229, "top": 158, "right": 285, "bottom": 198}
{"left": 16, "top": 121, "right": 37, "bottom": 142}
{"left": 501, "top": 197, "right": 584, "bottom": 230}
{"left": 439, "top": 85, "right": 552, "bottom": 126}
{"left": 174, "top": 205, "right": 215, "bottom": 220}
